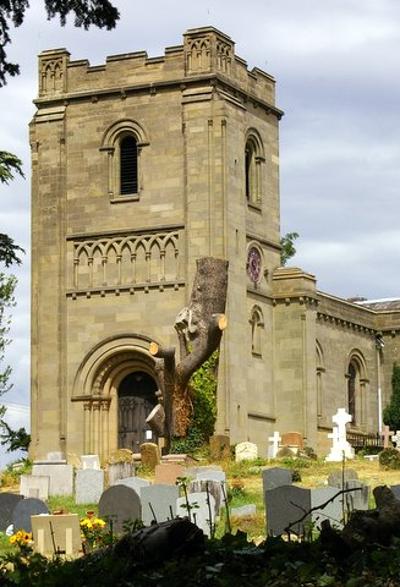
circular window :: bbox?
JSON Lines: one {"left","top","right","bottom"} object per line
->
{"left": 247, "top": 247, "right": 262, "bottom": 283}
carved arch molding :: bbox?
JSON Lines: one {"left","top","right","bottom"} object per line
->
{"left": 72, "top": 334, "right": 159, "bottom": 457}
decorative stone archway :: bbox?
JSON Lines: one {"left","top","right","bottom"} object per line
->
{"left": 72, "top": 334, "right": 159, "bottom": 459}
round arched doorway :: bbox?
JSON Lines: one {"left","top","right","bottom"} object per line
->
{"left": 117, "top": 370, "right": 158, "bottom": 452}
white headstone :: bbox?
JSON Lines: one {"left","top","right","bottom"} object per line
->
{"left": 81, "top": 455, "right": 101, "bottom": 470}
{"left": 235, "top": 442, "right": 258, "bottom": 462}
{"left": 325, "top": 408, "right": 354, "bottom": 462}
{"left": 268, "top": 431, "right": 281, "bottom": 459}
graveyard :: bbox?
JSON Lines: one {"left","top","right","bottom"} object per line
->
{"left": 0, "top": 425, "right": 400, "bottom": 584}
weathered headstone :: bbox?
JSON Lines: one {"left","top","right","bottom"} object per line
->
{"left": 140, "top": 443, "right": 161, "bottom": 469}
{"left": 31, "top": 463, "right": 73, "bottom": 496}
{"left": 281, "top": 431, "right": 304, "bottom": 450}
{"left": 75, "top": 469, "right": 104, "bottom": 504}
{"left": 266, "top": 485, "right": 311, "bottom": 536}
{"left": 107, "top": 461, "right": 135, "bottom": 486}
{"left": 189, "top": 479, "right": 223, "bottom": 514}
{"left": 140, "top": 485, "right": 179, "bottom": 526}
{"left": 186, "top": 465, "right": 222, "bottom": 478}
{"left": 268, "top": 431, "right": 281, "bottom": 459}
{"left": 98, "top": 485, "right": 141, "bottom": 534}
{"left": 12, "top": 498, "right": 49, "bottom": 533}
{"left": 155, "top": 463, "right": 185, "bottom": 485}
{"left": 114, "top": 476, "right": 150, "bottom": 494}
{"left": 310, "top": 487, "right": 343, "bottom": 530}
{"left": 262, "top": 467, "right": 292, "bottom": 494}
{"left": 81, "top": 455, "right": 101, "bottom": 470}
{"left": 31, "top": 514, "right": 82, "bottom": 556}
{"left": 0, "top": 493, "right": 23, "bottom": 531}
{"left": 327, "top": 469, "right": 359, "bottom": 488}
{"left": 231, "top": 504, "right": 257, "bottom": 518}
{"left": 344, "top": 480, "right": 369, "bottom": 512}
{"left": 177, "top": 492, "right": 215, "bottom": 537}
{"left": 325, "top": 408, "right": 355, "bottom": 461}
{"left": 235, "top": 441, "right": 258, "bottom": 462}
{"left": 392, "top": 430, "right": 400, "bottom": 448}
{"left": 209, "top": 435, "right": 231, "bottom": 460}
{"left": 20, "top": 474, "right": 49, "bottom": 500}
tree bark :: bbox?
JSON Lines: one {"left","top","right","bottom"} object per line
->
{"left": 149, "top": 257, "right": 228, "bottom": 442}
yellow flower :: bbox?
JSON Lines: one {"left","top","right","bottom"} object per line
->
{"left": 9, "top": 535, "right": 16, "bottom": 545}
{"left": 93, "top": 518, "right": 106, "bottom": 527}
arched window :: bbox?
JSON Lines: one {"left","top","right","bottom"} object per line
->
{"left": 250, "top": 306, "right": 264, "bottom": 356}
{"left": 346, "top": 353, "right": 368, "bottom": 428}
{"left": 100, "top": 119, "right": 149, "bottom": 202}
{"left": 347, "top": 361, "right": 357, "bottom": 423}
{"left": 244, "top": 131, "right": 264, "bottom": 207}
{"left": 119, "top": 135, "right": 138, "bottom": 195}
{"left": 316, "top": 341, "right": 325, "bottom": 419}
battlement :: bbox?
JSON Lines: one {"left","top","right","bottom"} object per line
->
{"left": 36, "top": 26, "right": 277, "bottom": 108}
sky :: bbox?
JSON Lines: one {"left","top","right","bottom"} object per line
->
{"left": 1, "top": 0, "right": 400, "bottom": 415}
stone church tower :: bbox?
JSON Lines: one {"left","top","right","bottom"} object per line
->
{"left": 32, "top": 27, "right": 400, "bottom": 459}
{"left": 30, "top": 27, "right": 283, "bottom": 459}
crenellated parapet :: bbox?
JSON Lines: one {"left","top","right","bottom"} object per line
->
{"left": 35, "top": 27, "right": 280, "bottom": 115}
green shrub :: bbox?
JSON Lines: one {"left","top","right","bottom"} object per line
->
{"left": 379, "top": 448, "right": 400, "bottom": 469}
{"left": 383, "top": 363, "right": 400, "bottom": 430}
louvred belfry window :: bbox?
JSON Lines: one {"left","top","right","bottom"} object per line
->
{"left": 120, "top": 135, "right": 138, "bottom": 195}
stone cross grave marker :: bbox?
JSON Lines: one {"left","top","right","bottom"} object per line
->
{"left": 140, "top": 484, "right": 179, "bottom": 526}
{"left": 12, "top": 498, "right": 49, "bottom": 533}
{"left": 391, "top": 430, "right": 400, "bottom": 448}
{"left": 176, "top": 492, "right": 216, "bottom": 537}
{"left": 98, "top": 485, "right": 141, "bottom": 534}
{"left": 75, "top": 469, "right": 104, "bottom": 504}
{"left": 267, "top": 432, "right": 281, "bottom": 459}
{"left": 31, "top": 514, "right": 81, "bottom": 556}
{"left": 325, "top": 408, "right": 354, "bottom": 461}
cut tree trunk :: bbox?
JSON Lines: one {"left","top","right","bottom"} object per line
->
{"left": 147, "top": 257, "right": 228, "bottom": 447}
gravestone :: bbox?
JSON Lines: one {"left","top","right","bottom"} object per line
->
{"left": 209, "top": 435, "right": 231, "bottom": 460}
{"left": 176, "top": 492, "right": 215, "bottom": 537}
{"left": 392, "top": 430, "right": 400, "bottom": 448}
{"left": 140, "top": 443, "right": 161, "bottom": 469}
{"left": 327, "top": 469, "right": 359, "bottom": 488}
{"left": 343, "top": 479, "right": 369, "bottom": 512}
{"left": 32, "top": 463, "right": 73, "bottom": 496}
{"left": 231, "top": 504, "right": 257, "bottom": 518}
{"left": 155, "top": 463, "right": 185, "bottom": 485}
{"left": 186, "top": 465, "right": 222, "bottom": 479}
{"left": 81, "top": 455, "right": 100, "bottom": 470}
{"left": 281, "top": 432, "right": 304, "bottom": 450}
{"left": 140, "top": 485, "right": 179, "bottom": 526}
{"left": 325, "top": 408, "right": 355, "bottom": 461}
{"left": 311, "top": 487, "right": 343, "bottom": 530}
{"left": 196, "top": 470, "right": 226, "bottom": 483}
{"left": 107, "top": 461, "right": 135, "bottom": 486}
{"left": 390, "top": 485, "right": 400, "bottom": 501}
{"left": 262, "top": 467, "right": 292, "bottom": 494}
{"left": 235, "top": 442, "right": 258, "bottom": 462}
{"left": 98, "top": 485, "right": 141, "bottom": 534}
{"left": 114, "top": 476, "right": 150, "bottom": 494}
{"left": 189, "top": 479, "right": 223, "bottom": 514}
{"left": 12, "top": 498, "right": 49, "bottom": 533}
{"left": 266, "top": 485, "right": 311, "bottom": 536}
{"left": 0, "top": 493, "right": 23, "bottom": 531}
{"left": 75, "top": 469, "right": 104, "bottom": 504}
{"left": 20, "top": 474, "right": 49, "bottom": 500}
{"left": 268, "top": 431, "right": 281, "bottom": 459}
{"left": 31, "top": 513, "right": 82, "bottom": 556}
{"left": 383, "top": 425, "right": 394, "bottom": 449}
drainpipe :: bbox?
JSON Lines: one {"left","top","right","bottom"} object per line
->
{"left": 375, "top": 333, "right": 385, "bottom": 434}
